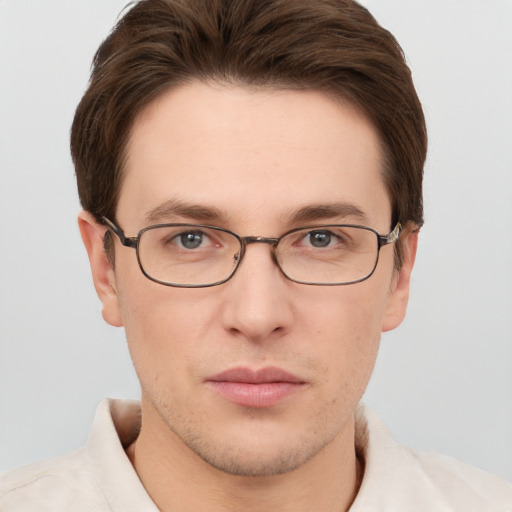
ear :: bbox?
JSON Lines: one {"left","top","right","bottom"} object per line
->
{"left": 78, "top": 210, "right": 123, "bottom": 327}
{"left": 381, "top": 228, "right": 418, "bottom": 332}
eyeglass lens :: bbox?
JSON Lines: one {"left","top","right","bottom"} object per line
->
{"left": 136, "top": 224, "right": 380, "bottom": 287}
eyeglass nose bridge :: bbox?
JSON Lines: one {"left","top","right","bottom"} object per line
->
{"left": 234, "top": 235, "right": 282, "bottom": 272}
{"left": 242, "top": 235, "right": 279, "bottom": 245}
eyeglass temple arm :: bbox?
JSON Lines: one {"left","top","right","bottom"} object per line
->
{"left": 378, "top": 223, "right": 402, "bottom": 247}
{"left": 102, "top": 217, "right": 138, "bottom": 248}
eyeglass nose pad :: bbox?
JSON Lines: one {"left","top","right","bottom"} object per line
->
{"left": 269, "top": 244, "right": 280, "bottom": 267}
{"left": 232, "top": 241, "right": 247, "bottom": 268}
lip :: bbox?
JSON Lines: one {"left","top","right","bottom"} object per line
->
{"left": 205, "top": 367, "right": 306, "bottom": 408}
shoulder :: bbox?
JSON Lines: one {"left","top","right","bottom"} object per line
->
{"left": 353, "top": 405, "right": 512, "bottom": 511}
{"left": 0, "top": 399, "right": 150, "bottom": 512}
{"left": 411, "top": 449, "right": 512, "bottom": 510}
{"left": 0, "top": 449, "right": 108, "bottom": 512}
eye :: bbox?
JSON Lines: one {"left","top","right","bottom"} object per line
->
{"left": 305, "top": 230, "right": 338, "bottom": 248}
{"left": 174, "top": 230, "right": 209, "bottom": 249}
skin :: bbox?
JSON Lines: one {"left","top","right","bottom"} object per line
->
{"left": 79, "top": 82, "right": 417, "bottom": 512}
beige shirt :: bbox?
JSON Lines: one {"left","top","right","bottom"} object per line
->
{"left": 1, "top": 399, "right": 511, "bottom": 511}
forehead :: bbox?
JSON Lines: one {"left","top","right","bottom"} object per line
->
{"left": 118, "top": 81, "right": 391, "bottom": 231}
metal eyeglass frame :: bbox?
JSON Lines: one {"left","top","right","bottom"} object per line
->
{"left": 102, "top": 217, "right": 402, "bottom": 288}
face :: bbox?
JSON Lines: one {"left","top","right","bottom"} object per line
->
{"left": 80, "top": 82, "right": 416, "bottom": 477}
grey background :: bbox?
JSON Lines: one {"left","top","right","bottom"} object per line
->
{"left": 1, "top": 1, "right": 511, "bottom": 480}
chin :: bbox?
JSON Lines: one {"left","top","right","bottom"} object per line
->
{"left": 191, "top": 443, "right": 316, "bottom": 477}
{"left": 178, "top": 422, "right": 339, "bottom": 477}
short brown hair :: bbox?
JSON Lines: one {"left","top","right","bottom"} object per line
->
{"left": 71, "top": 0, "right": 427, "bottom": 264}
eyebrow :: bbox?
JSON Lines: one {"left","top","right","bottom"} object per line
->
{"left": 144, "top": 199, "right": 368, "bottom": 227}
{"left": 144, "top": 199, "right": 227, "bottom": 224}
{"left": 288, "top": 202, "right": 368, "bottom": 224}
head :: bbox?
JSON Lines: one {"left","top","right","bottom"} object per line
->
{"left": 74, "top": 0, "right": 426, "bottom": 478}
{"left": 71, "top": 0, "right": 426, "bottom": 267}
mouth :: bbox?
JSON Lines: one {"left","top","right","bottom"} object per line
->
{"left": 205, "top": 367, "right": 306, "bottom": 408}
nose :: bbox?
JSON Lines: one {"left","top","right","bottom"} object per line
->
{"left": 221, "top": 243, "right": 294, "bottom": 343}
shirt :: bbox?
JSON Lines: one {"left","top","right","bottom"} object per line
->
{"left": 1, "top": 399, "right": 511, "bottom": 511}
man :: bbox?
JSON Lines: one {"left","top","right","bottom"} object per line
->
{"left": 1, "top": 0, "right": 511, "bottom": 510}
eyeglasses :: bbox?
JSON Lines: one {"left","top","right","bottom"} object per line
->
{"left": 103, "top": 217, "right": 402, "bottom": 288}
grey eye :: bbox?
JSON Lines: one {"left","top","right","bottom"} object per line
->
{"left": 308, "top": 231, "right": 333, "bottom": 248}
{"left": 178, "top": 231, "right": 204, "bottom": 249}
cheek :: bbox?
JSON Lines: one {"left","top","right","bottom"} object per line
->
{"left": 116, "top": 277, "right": 223, "bottom": 377}
{"left": 115, "top": 273, "right": 183, "bottom": 358}
{"left": 305, "top": 283, "right": 388, "bottom": 385}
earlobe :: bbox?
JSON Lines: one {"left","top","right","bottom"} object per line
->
{"left": 382, "top": 228, "right": 418, "bottom": 333}
{"left": 78, "top": 210, "right": 123, "bottom": 327}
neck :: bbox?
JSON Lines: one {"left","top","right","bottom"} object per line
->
{"left": 126, "top": 401, "right": 363, "bottom": 512}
